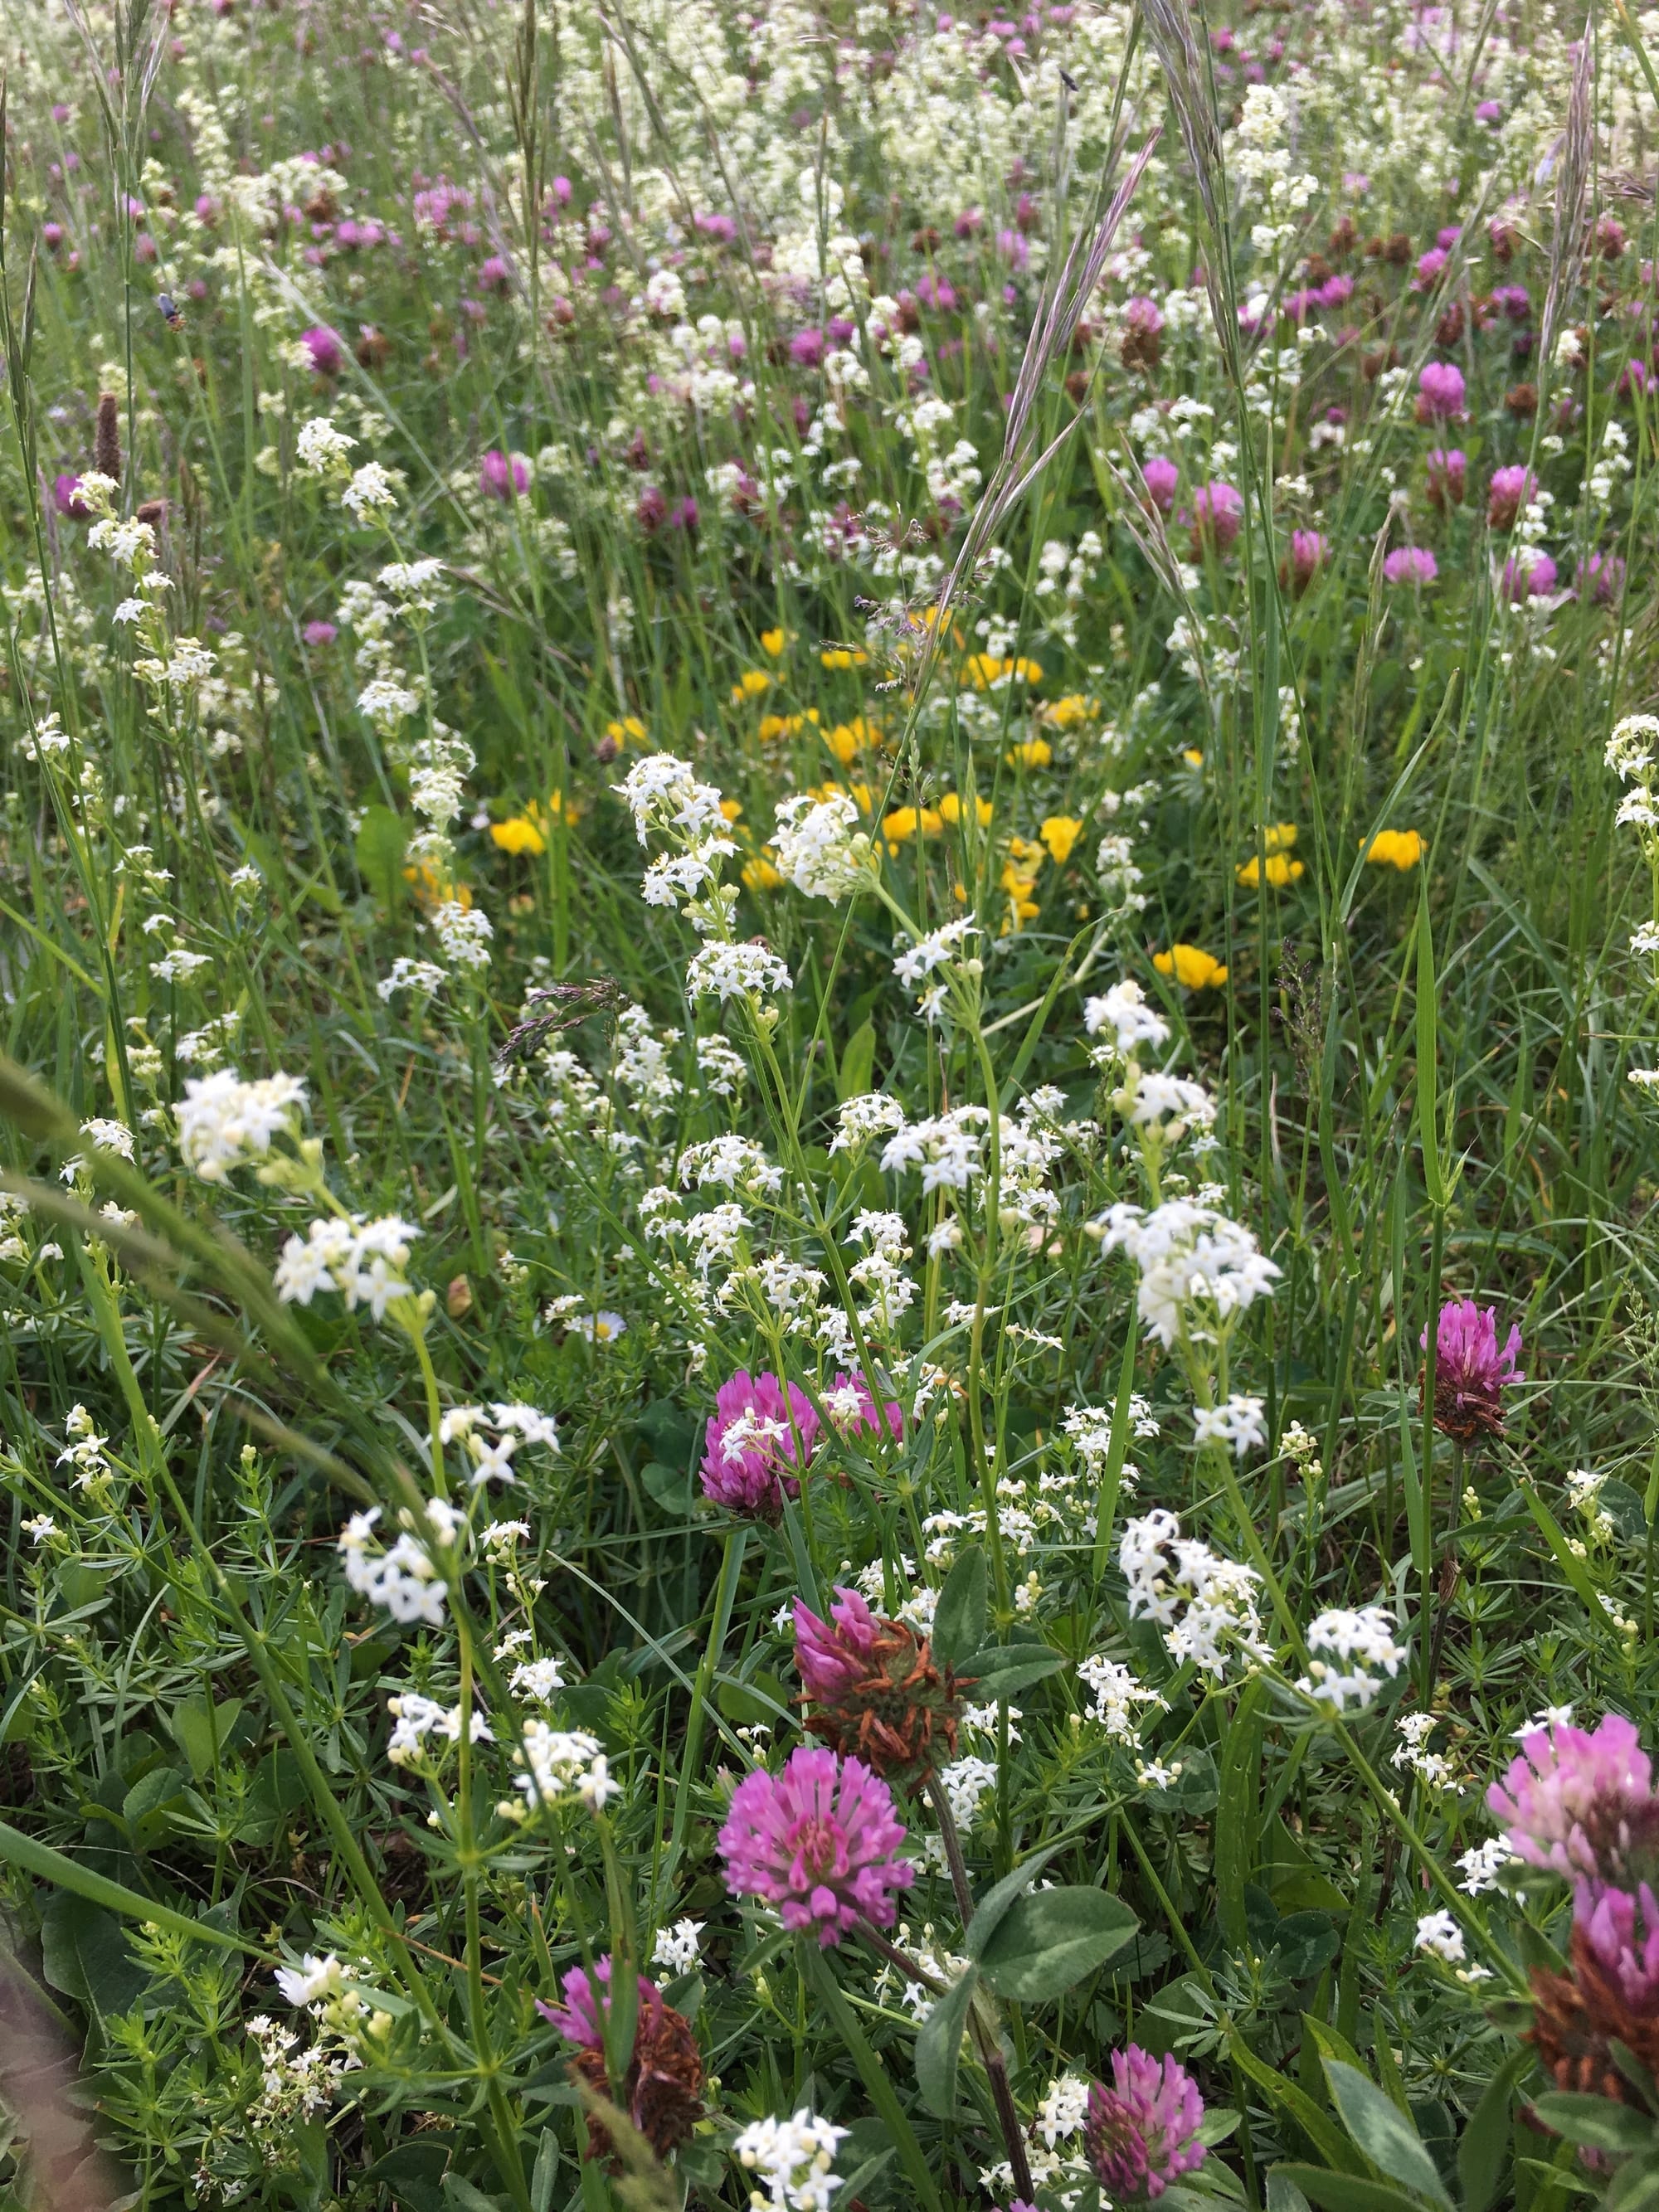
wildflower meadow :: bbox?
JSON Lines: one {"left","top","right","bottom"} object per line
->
{"left": 5, "top": 0, "right": 1659, "bottom": 2206}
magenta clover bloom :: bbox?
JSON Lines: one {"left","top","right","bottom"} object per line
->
{"left": 1427, "top": 446, "right": 1467, "bottom": 508}
{"left": 718, "top": 1746, "right": 913, "bottom": 1945}
{"left": 1141, "top": 455, "right": 1179, "bottom": 514}
{"left": 1420, "top": 1296, "right": 1523, "bottom": 1439}
{"left": 1190, "top": 479, "right": 1243, "bottom": 552}
{"left": 1577, "top": 551, "right": 1625, "bottom": 604}
{"left": 1487, "top": 464, "right": 1535, "bottom": 530}
{"left": 479, "top": 449, "right": 530, "bottom": 502}
{"left": 793, "top": 1586, "right": 884, "bottom": 1702}
{"left": 1083, "top": 2047, "right": 1207, "bottom": 2201}
{"left": 824, "top": 1369, "right": 903, "bottom": 1442}
{"left": 1578, "top": 1879, "right": 1659, "bottom": 2010}
{"left": 1417, "top": 361, "right": 1466, "bottom": 420}
{"left": 1287, "top": 528, "right": 1328, "bottom": 589}
{"left": 51, "top": 472, "right": 90, "bottom": 518}
{"left": 1383, "top": 547, "right": 1437, "bottom": 586}
{"left": 299, "top": 324, "right": 346, "bottom": 377}
{"left": 701, "top": 1370, "right": 820, "bottom": 1519}
{"left": 1501, "top": 551, "right": 1556, "bottom": 601}
{"left": 1488, "top": 1713, "right": 1654, "bottom": 1883}
{"left": 538, "top": 1955, "right": 657, "bottom": 2049}
{"left": 303, "top": 620, "right": 338, "bottom": 647}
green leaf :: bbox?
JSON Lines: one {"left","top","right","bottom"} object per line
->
{"left": 1414, "top": 869, "right": 1444, "bottom": 1208}
{"left": 1530, "top": 2093, "right": 1659, "bottom": 2155}
{"left": 1272, "top": 1912, "right": 1340, "bottom": 1981}
{"left": 0, "top": 1815, "right": 260, "bottom": 1957}
{"left": 1266, "top": 2175, "right": 1313, "bottom": 2212}
{"left": 1324, "top": 2060, "right": 1452, "bottom": 2207}
{"left": 641, "top": 1459, "right": 693, "bottom": 1515}
{"left": 169, "top": 1698, "right": 245, "bottom": 1781}
{"left": 1272, "top": 2166, "right": 1442, "bottom": 2212}
{"left": 1216, "top": 1680, "right": 1265, "bottom": 1948}
{"left": 1456, "top": 2047, "right": 1529, "bottom": 2212}
{"left": 441, "top": 2173, "right": 508, "bottom": 2212}
{"left": 798, "top": 1942, "right": 945, "bottom": 2212}
{"left": 40, "top": 1893, "right": 146, "bottom": 2015}
{"left": 354, "top": 804, "right": 408, "bottom": 908}
{"left": 914, "top": 1964, "right": 978, "bottom": 2117}
{"left": 956, "top": 1641, "right": 1067, "bottom": 1699}
{"left": 932, "top": 1547, "right": 987, "bottom": 1671}
{"left": 837, "top": 1020, "right": 877, "bottom": 1102}
{"left": 1230, "top": 2035, "right": 1361, "bottom": 2176}
{"left": 975, "top": 1886, "right": 1137, "bottom": 2001}
{"left": 1608, "top": 2151, "right": 1659, "bottom": 2212}
{"left": 963, "top": 1845, "right": 1063, "bottom": 1958}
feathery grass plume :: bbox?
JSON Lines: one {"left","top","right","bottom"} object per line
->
{"left": 914, "top": 130, "right": 1159, "bottom": 706}
{"left": 1539, "top": 17, "right": 1595, "bottom": 377}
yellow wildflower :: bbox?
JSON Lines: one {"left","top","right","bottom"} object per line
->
{"left": 742, "top": 854, "right": 785, "bottom": 891}
{"left": 1154, "top": 944, "right": 1228, "bottom": 989}
{"left": 757, "top": 714, "right": 791, "bottom": 742}
{"left": 1007, "top": 837, "right": 1047, "bottom": 873}
{"left": 760, "top": 627, "right": 789, "bottom": 658}
{"left": 882, "top": 805, "right": 944, "bottom": 847}
{"left": 1181, "top": 748, "right": 1204, "bottom": 769}
{"left": 820, "top": 646, "right": 868, "bottom": 669}
{"left": 1010, "top": 737, "right": 1053, "bottom": 769}
{"left": 720, "top": 798, "right": 744, "bottom": 822}
{"left": 1237, "top": 852, "right": 1305, "bottom": 888}
{"left": 1045, "top": 693, "right": 1097, "bottom": 730}
{"left": 1365, "top": 829, "right": 1424, "bottom": 871}
{"left": 404, "top": 861, "right": 472, "bottom": 911}
{"left": 1263, "top": 823, "right": 1298, "bottom": 851}
{"left": 1013, "top": 656, "right": 1044, "bottom": 684}
{"left": 491, "top": 814, "right": 546, "bottom": 857}
{"left": 937, "top": 791, "right": 994, "bottom": 828}
{"left": 732, "top": 668, "right": 772, "bottom": 701}
{"left": 605, "top": 715, "right": 647, "bottom": 750}
{"left": 1039, "top": 815, "right": 1083, "bottom": 864}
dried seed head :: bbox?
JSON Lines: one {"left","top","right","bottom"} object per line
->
{"left": 94, "top": 392, "right": 123, "bottom": 485}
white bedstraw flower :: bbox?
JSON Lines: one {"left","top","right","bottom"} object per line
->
{"left": 771, "top": 791, "right": 873, "bottom": 898}
{"left": 176, "top": 1069, "right": 307, "bottom": 1181}
{"left": 295, "top": 416, "right": 358, "bottom": 474}
{"left": 341, "top": 461, "right": 398, "bottom": 519}
{"left": 1192, "top": 1394, "right": 1267, "bottom": 1460}
{"left": 1119, "top": 1508, "right": 1270, "bottom": 1678}
{"left": 1457, "top": 1838, "right": 1517, "bottom": 1894}
{"left": 1296, "top": 1606, "right": 1409, "bottom": 1711}
{"left": 275, "top": 1214, "right": 418, "bottom": 1318}
{"left": 273, "top": 1953, "right": 345, "bottom": 2009}
{"left": 650, "top": 1918, "right": 704, "bottom": 1974}
{"left": 1098, "top": 1199, "right": 1280, "bottom": 1348}
{"left": 1414, "top": 1910, "right": 1467, "bottom": 1964}
{"left": 514, "top": 1720, "right": 618, "bottom": 1811}
{"left": 733, "top": 2109, "right": 849, "bottom": 2212}
{"left": 686, "top": 941, "right": 792, "bottom": 1003}
{"left": 1085, "top": 977, "right": 1171, "bottom": 1055}
{"left": 386, "top": 1692, "right": 494, "bottom": 1765}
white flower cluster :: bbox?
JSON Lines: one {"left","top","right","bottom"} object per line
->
{"left": 1085, "top": 976, "right": 1170, "bottom": 1058}
{"left": 386, "top": 1691, "right": 494, "bottom": 1766}
{"left": 435, "top": 1402, "right": 560, "bottom": 1486}
{"left": 513, "top": 1720, "right": 619, "bottom": 1812}
{"left": 1098, "top": 1199, "right": 1280, "bottom": 1348}
{"left": 651, "top": 1917, "right": 704, "bottom": 1974}
{"left": 829, "top": 1091, "right": 907, "bottom": 1154}
{"left": 1120, "top": 1509, "right": 1271, "bottom": 1678}
{"left": 275, "top": 1213, "right": 418, "bottom": 1318}
{"left": 732, "top": 2109, "right": 849, "bottom": 2212}
{"left": 1295, "top": 1606, "right": 1409, "bottom": 1712}
{"left": 771, "top": 790, "right": 873, "bottom": 900}
{"left": 1193, "top": 1394, "right": 1268, "bottom": 1461}
{"left": 686, "top": 940, "right": 793, "bottom": 1004}
{"left": 175, "top": 1068, "right": 308, "bottom": 1182}
{"left": 892, "top": 916, "right": 979, "bottom": 1021}
{"left": 1078, "top": 1653, "right": 1167, "bottom": 1742}
{"left": 430, "top": 900, "right": 494, "bottom": 975}
{"left": 338, "top": 1501, "right": 457, "bottom": 1626}
{"left": 1392, "top": 1712, "right": 1459, "bottom": 1791}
